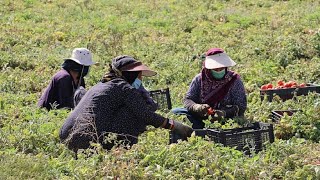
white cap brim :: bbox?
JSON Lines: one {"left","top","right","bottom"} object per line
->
{"left": 64, "top": 58, "right": 96, "bottom": 66}
{"left": 204, "top": 53, "right": 236, "bottom": 69}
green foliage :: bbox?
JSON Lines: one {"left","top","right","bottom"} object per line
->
{"left": 247, "top": 93, "right": 320, "bottom": 142}
{"left": 1, "top": 0, "right": 320, "bottom": 178}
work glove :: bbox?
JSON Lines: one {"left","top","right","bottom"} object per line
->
{"left": 167, "top": 120, "right": 193, "bottom": 140}
{"left": 210, "top": 110, "right": 226, "bottom": 122}
{"left": 191, "top": 104, "right": 210, "bottom": 118}
{"left": 221, "top": 105, "right": 239, "bottom": 118}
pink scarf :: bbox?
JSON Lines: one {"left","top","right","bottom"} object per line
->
{"left": 200, "top": 68, "right": 239, "bottom": 108}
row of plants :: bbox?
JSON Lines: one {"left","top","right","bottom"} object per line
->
{"left": 1, "top": 0, "right": 320, "bottom": 178}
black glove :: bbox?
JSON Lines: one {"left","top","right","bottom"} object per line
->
{"left": 210, "top": 110, "right": 226, "bottom": 122}
{"left": 191, "top": 104, "right": 210, "bottom": 118}
{"left": 164, "top": 119, "right": 193, "bottom": 140}
{"left": 220, "top": 105, "right": 239, "bottom": 118}
{"left": 172, "top": 120, "right": 193, "bottom": 140}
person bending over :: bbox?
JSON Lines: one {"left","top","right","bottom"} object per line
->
{"left": 59, "top": 55, "right": 193, "bottom": 152}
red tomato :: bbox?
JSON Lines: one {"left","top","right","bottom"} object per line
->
{"left": 284, "top": 83, "right": 292, "bottom": 88}
{"left": 288, "top": 81, "right": 297, "bottom": 87}
{"left": 277, "top": 80, "right": 284, "bottom": 86}
{"left": 267, "top": 83, "right": 273, "bottom": 89}
{"left": 261, "top": 85, "right": 268, "bottom": 90}
{"left": 293, "top": 82, "right": 297, "bottom": 86}
{"left": 299, "top": 83, "right": 306, "bottom": 88}
{"left": 207, "top": 108, "right": 215, "bottom": 115}
{"left": 291, "top": 81, "right": 297, "bottom": 87}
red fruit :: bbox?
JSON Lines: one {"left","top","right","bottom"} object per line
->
{"left": 207, "top": 108, "right": 215, "bottom": 115}
{"left": 277, "top": 80, "right": 284, "bottom": 86}
{"left": 284, "top": 83, "right": 292, "bottom": 88}
{"left": 261, "top": 85, "right": 268, "bottom": 90}
{"left": 299, "top": 83, "right": 306, "bottom": 88}
{"left": 267, "top": 83, "right": 273, "bottom": 89}
{"left": 288, "top": 81, "right": 297, "bottom": 87}
{"left": 292, "top": 82, "right": 297, "bottom": 87}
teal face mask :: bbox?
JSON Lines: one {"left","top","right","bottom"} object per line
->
{"left": 131, "top": 78, "right": 142, "bottom": 89}
{"left": 211, "top": 69, "right": 226, "bottom": 79}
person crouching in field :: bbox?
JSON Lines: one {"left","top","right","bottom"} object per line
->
{"left": 38, "top": 48, "right": 95, "bottom": 111}
{"left": 59, "top": 55, "right": 193, "bottom": 152}
{"left": 172, "top": 48, "right": 247, "bottom": 129}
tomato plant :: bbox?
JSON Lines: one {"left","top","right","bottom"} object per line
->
{"left": 1, "top": 0, "right": 320, "bottom": 179}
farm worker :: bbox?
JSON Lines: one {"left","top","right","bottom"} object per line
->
{"left": 172, "top": 48, "right": 247, "bottom": 129}
{"left": 59, "top": 55, "right": 193, "bottom": 152}
{"left": 38, "top": 48, "right": 96, "bottom": 110}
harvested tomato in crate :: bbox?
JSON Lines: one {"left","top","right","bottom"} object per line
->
{"left": 260, "top": 82, "right": 320, "bottom": 102}
{"left": 170, "top": 122, "right": 274, "bottom": 154}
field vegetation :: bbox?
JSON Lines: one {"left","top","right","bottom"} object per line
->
{"left": 1, "top": 0, "right": 320, "bottom": 179}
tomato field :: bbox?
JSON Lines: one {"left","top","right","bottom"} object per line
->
{"left": 1, "top": 0, "right": 320, "bottom": 179}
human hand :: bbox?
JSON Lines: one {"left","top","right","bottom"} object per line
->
{"left": 210, "top": 110, "right": 226, "bottom": 122}
{"left": 171, "top": 120, "right": 193, "bottom": 140}
{"left": 221, "top": 105, "right": 239, "bottom": 118}
{"left": 192, "top": 104, "right": 210, "bottom": 117}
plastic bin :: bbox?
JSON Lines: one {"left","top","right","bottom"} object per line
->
{"left": 270, "top": 110, "right": 301, "bottom": 122}
{"left": 170, "top": 122, "right": 274, "bottom": 154}
{"left": 260, "top": 83, "right": 320, "bottom": 102}
{"left": 149, "top": 88, "right": 172, "bottom": 111}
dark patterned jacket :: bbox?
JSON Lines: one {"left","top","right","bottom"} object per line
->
{"left": 59, "top": 78, "right": 166, "bottom": 151}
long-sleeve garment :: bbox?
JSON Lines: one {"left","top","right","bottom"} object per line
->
{"left": 137, "top": 85, "right": 158, "bottom": 112}
{"left": 184, "top": 73, "right": 247, "bottom": 117}
{"left": 59, "top": 78, "right": 166, "bottom": 151}
{"left": 38, "top": 69, "right": 85, "bottom": 110}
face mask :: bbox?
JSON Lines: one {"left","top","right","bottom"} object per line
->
{"left": 131, "top": 78, "right": 142, "bottom": 89}
{"left": 211, "top": 69, "right": 226, "bottom": 79}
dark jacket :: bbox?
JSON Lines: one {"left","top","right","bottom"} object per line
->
{"left": 59, "top": 78, "right": 166, "bottom": 151}
{"left": 38, "top": 69, "right": 85, "bottom": 110}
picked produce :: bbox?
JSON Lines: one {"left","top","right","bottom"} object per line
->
{"left": 260, "top": 80, "right": 307, "bottom": 90}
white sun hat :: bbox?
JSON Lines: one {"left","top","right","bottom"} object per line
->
{"left": 64, "top": 48, "right": 96, "bottom": 66}
{"left": 204, "top": 49, "right": 236, "bottom": 69}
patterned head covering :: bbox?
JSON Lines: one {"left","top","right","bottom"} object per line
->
{"left": 101, "top": 55, "right": 156, "bottom": 83}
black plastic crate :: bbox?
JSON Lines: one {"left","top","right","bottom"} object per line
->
{"left": 149, "top": 88, "right": 172, "bottom": 111}
{"left": 170, "top": 122, "right": 274, "bottom": 154}
{"left": 260, "top": 83, "right": 320, "bottom": 102}
{"left": 270, "top": 110, "right": 301, "bottom": 122}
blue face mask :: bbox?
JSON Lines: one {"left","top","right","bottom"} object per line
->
{"left": 211, "top": 69, "right": 226, "bottom": 79}
{"left": 131, "top": 78, "right": 142, "bottom": 89}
